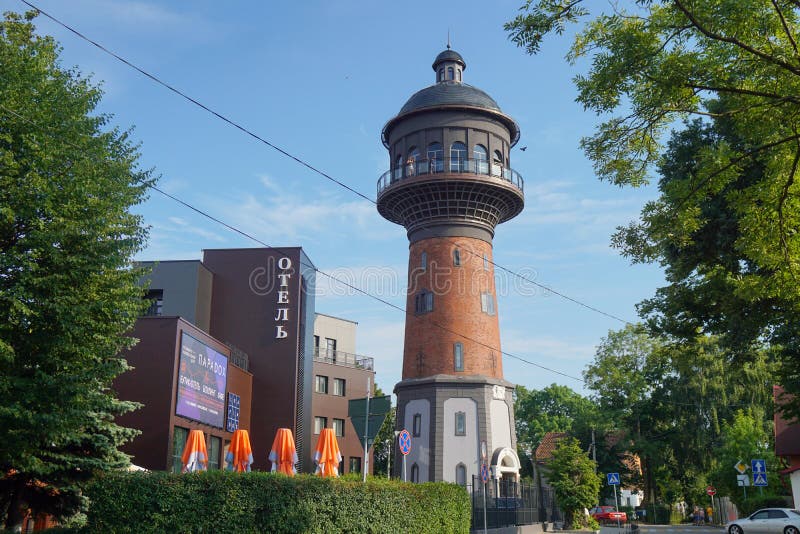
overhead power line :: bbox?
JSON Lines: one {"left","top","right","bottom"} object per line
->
{"left": 0, "top": 102, "right": 585, "bottom": 383}
{"left": 21, "top": 0, "right": 634, "bottom": 326}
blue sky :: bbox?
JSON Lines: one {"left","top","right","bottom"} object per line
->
{"left": 4, "top": 0, "right": 666, "bottom": 396}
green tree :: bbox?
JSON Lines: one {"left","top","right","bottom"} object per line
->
{"left": 544, "top": 437, "right": 601, "bottom": 529}
{"left": 0, "top": 12, "right": 151, "bottom": 530}
{"left": 506, "top": 0, "right": 800, "bottom": 417}
{"left": 371, "top": 384, "right": 395, "bottom": 478}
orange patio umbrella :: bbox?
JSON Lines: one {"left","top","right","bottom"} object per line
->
{"left": 313, "top": 428, "right": 342, "bottom": 477}
{"left": 181, "top": 429, "right": 208, "bottom": 473}
{"left": 225, "top": 429, "right": 254, "bottom": 472}
{"left": 268, "top": 427, "right": 298, "bottom": 476}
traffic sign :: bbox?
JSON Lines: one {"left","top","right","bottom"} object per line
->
{"left": 398, "top": 429, "right": 411, "bottom": 456}
{"left": 734, "top": 460, "right": 748, "bottom": 474}
{"left": 752, "top": 459, "right": 767, "bottom": 473}
{"left": 607, "top": 472, "right": 620, "bottom": 485}
{"left": 481, "top": 463, "right": 490, "bottom": 484}
{"left": 754, "top": 472, "right": 768, "bottom": 487}
{"left": 737, "top": 474, "right": 750, "bottom": 487}
{"left": 706, "top": 486, "right": 716, "bottom": 496}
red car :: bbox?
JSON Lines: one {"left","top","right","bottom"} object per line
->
{"left": 590, "top": 506, "right": 628, "bottom": 524}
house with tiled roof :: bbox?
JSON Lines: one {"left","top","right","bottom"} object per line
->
{"left": 774, "top": 386, "right": 800, "bottom": 507}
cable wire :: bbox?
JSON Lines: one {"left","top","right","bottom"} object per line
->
{"left": 20, "top": 0, "right": 634, "bottom": 326}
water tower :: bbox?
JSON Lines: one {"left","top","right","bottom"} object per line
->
{"left": 377, "top": 47, "right": 524, "bottom": 483}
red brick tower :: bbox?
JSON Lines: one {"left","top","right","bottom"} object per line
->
{"left": 377, "top": 48, "right": 524, "bottom": 483}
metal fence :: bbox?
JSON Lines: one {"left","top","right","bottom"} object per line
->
{"left": 469, "top": 475, "right": 562, "bottom": 530}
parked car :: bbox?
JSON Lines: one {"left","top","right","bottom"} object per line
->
{"left": 590, "top": 506, "right": 627, "bottom": 524}
{"left": 727, "top": 508, "right": 800, "bottom": 534}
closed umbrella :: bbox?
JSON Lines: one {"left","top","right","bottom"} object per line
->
{"left": 225, "top": 429, "right": 253, "bottom": 472}
{"left": 268, "top": 428, "right": 298, "bottom": 476}
{"left": 313, "top": 428, "right": 342, "bottom": 477}
{"left": 181, "top": 430, "right": 208, "bottom": 472}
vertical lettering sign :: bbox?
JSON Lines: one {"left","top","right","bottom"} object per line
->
{"left": 176, "top": 332, "right": 228, "bottom": 428}
{"left": 226, "top": 392, "right": 241, "bottom": 432}
{"left": 274, "top": 256, "right": 292, "bottom": 339}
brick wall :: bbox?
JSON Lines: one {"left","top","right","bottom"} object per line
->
{"left": 403, "top": 236, "right": 503, "bottom": 379}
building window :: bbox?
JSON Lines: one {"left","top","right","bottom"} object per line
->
{"left": 481, "top": 292, "right": 495, "bottom": 315}
{"left": 314, "top": 416, "right": 327, "bottom": 434}
{"left": 333, "top": 378, "right": 346, "bottom": 396}
{"left": 406, "top": 146, "right": 420, "bottom": 176}
{"left": 144, "top": 289, "right": 163, "bottom": 316}
{"left": 414, "top": 291, "right": 433, "bottom": 314}
{"left": 333, "top": 418, "right": 345, "bottom": 437}
{"left": 314, "top": 335, "right": 320, "bottom": 354}
{"left": 412, "top": 413, "right": 422, "bottom": 437}
{"left": 411, "top": 463, "right": 419, "bottom": 483}
{"left": 438, "top": 68, "right": 444, "bottom": 81}
{"left": 427, "top": 142, "right": 443, "bottom": 172}
{"left": 208, "top": 435, "right": 221, "bottom": 470}
{"left": 454, "top": 342, "right": 464, "bottom": 372}
{"left": 394, "top": 154, "right": 403, "bottom": 181}
{"left": 171, "top": 426, "right": 189, "bottom": 473}
{"left": 450, "top": 142, "right": 467, "bottom": 172}
{"left": 453, "top": 249, "right": 461, "bottom": 266}
{"left": 325, "top": 338, "right": 336, "bottom": 361}
{"left": 474, "top": 144, "right": 488, "bottom": 174}
{"left": 349, "top": 457, "right": 362, "bottom": 473}
{"left": 457, "top": 69, "right": 462, "bottom": 81}
{"left": 455, "top": 412, "right": 466, "bottom": 436}
{"left": 315, "top": 375, "right": 328, "bottom": 394}
{"left": 456, "top": 463, "right": 467, "bottom": 486}
{"left": 493, "top": 149, "right": 504, "bottom": 165}
{"left": 447, "top": 66, "right": 454, "bottom": 80}
{"left": 420, "top": 251, "right": 427, "bottom": 271}
{"left": 483, "top": 254, "right": 489, "bottom": 270}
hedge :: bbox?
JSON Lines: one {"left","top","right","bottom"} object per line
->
{"left": 736, "top": 495, "right": 792, "bottom": 517}
{"left": 83, "top": 471, "right": 471, "bottom": 533}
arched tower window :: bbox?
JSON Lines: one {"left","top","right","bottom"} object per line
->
{"left": 427, "top": 142, "right": 443, "bottom": 173}
{"left": 394, "top": 154, "right": 403, "bottom": 181}
{"left": 454, "top": 342, "right": 464, "bottom": 371}
{"left": 450, "top": 142, "right": 467, "bottom": 172}
{"left": 492, "top": 150, "right": 504, "bottom": 177}
{"left": 456, "top": 463, "right": 467, "bottom": 486}
{"left": 420, "top": 251, "right": 427, "bottom": 271}
{"left": 474, "top": 144, "right": 488, "bottom": 174}
{"left": 438, "top": 68, "right": 444, "bottom": 82}
{"left": 406, "top": 147, "right": 420, "bottom": 177}
{"left": 447, "top": 66, "right": 454, "bottom": 80}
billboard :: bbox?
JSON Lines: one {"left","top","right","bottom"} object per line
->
{"left": 176, "top": 332, "right": 228, "bottom": 428}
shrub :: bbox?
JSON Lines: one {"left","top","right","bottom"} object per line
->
{"left": 84, "top": 471, "right": 470, "bottom": 533}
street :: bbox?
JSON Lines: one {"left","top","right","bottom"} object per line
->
{"left": 601, "top": 526, "right": 724, "bottom": 534}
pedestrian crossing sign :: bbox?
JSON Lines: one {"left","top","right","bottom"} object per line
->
{"left": 753, "top": 473, "right": 768, "bottom": 487}
{"left": 607, "top": 472, "right": 620, "bottom": 485}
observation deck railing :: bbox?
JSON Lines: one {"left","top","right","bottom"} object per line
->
{"left": 313, "top": 347, "right": 374, "bottom": 371}
{"left": 377, "top": 157, "right": 524, "bottom": 197}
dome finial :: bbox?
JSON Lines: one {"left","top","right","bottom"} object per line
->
{"left": 447, "top": 30, "right": 451, "bottom": 50}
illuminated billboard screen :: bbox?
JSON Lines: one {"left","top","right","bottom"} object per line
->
{"left": 176, "top": 332, "right": 228, "bottom": 428}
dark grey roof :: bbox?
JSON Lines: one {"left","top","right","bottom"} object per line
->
{"left": 432, "top": 49, "right": 465, "bottom": 70}
{"left": 399, "top": 82, "right": 501, "bottom": 115}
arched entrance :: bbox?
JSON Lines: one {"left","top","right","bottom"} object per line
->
{"left": 490, "top": 447, "right": 521, "bottom": 482}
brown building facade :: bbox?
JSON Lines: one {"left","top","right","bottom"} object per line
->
{"left": 311, "top": 314, "right": 376, "bottom": 475}
{"left": 116, "top": 317, "right": 253, "bottom": 471}
{"left": 117, "top": 247, "right": 317, "bottom": 472}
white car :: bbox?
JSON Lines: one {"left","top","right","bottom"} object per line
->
{"left": 727, "top": 508, "right": 800, "bottom": 534}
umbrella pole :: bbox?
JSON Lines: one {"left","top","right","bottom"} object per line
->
{"left": 362, "top": 376, "right": 371, "bottom": 483}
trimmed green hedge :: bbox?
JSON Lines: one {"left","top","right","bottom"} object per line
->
{"left": 83, "top": 471, "right": 470, "bottom": 533}
{"left": 737, "top": 495, "right": 791, "bottom": 516}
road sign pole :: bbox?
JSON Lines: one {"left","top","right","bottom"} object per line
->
{"left": 613, "top": 483, "right": 621, "bottom": 529}
{"left": 362, "top": 377, "right": 371, "bottom": 483}
{"left": 403, "top": 454, "right": 406, "bottom": 482}
{"left": 483, "top": 479, "right": 487, "bottom": 534}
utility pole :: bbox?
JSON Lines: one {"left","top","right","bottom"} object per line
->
{"left": 362, "top": 376, "right": 371, "bottom": 483}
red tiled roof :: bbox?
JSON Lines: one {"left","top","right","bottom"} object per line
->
{"left": 535, "top": 432, "right": 567, "bottom": 461}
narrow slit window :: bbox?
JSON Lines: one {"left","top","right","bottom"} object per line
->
{"left": 453, "top": 249, "right": 461, "bottom": 266}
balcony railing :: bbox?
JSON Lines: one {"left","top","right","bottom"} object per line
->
{"left": 377, "top": 157, "right": 524, "bottom": 196}
{"left": 313, "top": 347, "right": 374, "bottom": 371}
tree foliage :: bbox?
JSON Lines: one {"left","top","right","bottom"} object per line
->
{"left": 544, "top": 437, "right": 601, "bottom": 529}
{"left": 0, "top": 11, "right": 152, "bottom": 529}
{"left": 506, "top": 0, "right": 800, "bottom": 417}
